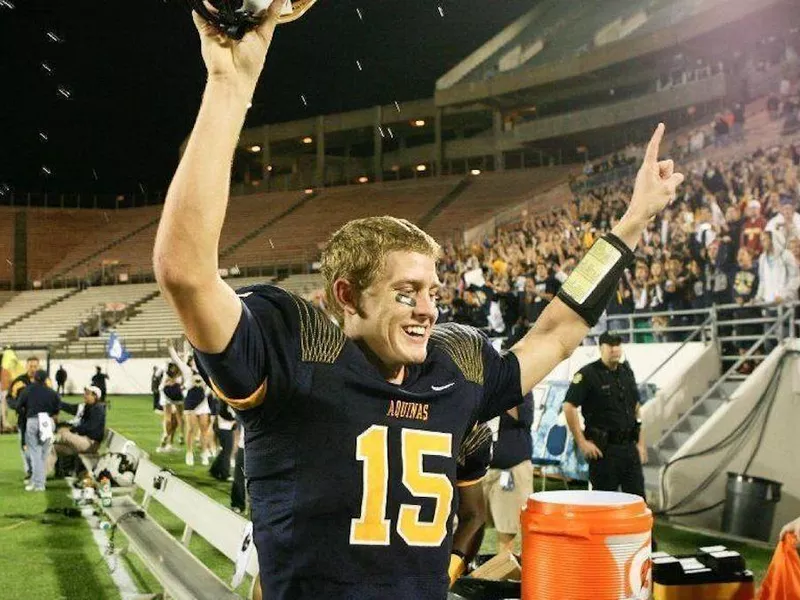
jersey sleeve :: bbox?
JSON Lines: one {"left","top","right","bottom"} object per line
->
{"left": 479, "top": 342, "right": 525, "bottom": 422}
{"left": 456, "top": 422, "right": 493, "bottom": 486}
{"left": 193, "top": 285, "right": 301, "bottom": 413}
{"left": 429, "top": 323, "right": 524, "bottom": 422}
{"left": 563, "top": 369, "right": 589, "bottom": 408}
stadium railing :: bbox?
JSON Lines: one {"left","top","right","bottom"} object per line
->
{"left": 84, "top": 429, "right": 259, "bottom": 599}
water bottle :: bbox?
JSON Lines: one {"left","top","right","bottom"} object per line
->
{"left": 99, "top": 477, "right": 112, "bottom": 508}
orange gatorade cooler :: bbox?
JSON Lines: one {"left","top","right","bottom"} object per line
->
{"left": 521, "top": 490, "right": 653, "bottom": 600}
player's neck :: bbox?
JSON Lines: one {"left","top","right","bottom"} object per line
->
{"left": 354, "top": 339, "right": 405, "bottom": 384}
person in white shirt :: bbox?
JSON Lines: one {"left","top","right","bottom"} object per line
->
{"left": 756, "top": 231, "right": 800, "bottom": 350}
{"left": 756, "top": 231, "right": 800, "bottom": 304}
{"left": 764, "top": 194, "right": 800, "bottom": 254}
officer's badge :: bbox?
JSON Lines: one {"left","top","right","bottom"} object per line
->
{"left": 572, "top": 372, "right": 583, "bottom": 384}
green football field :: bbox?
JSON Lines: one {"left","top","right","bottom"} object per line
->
{"left": 0, "top": 395, "right": 777, "bottom": 598}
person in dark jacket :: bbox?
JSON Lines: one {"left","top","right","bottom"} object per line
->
{"left": 209, "top": 397, "right": 237, "bottom": 482}
{"left": 91, "top": 366, "right": 109, "bottom": 404}
{"left": 49, "top": 385, "right": 106, "bottom": 474}
{"left": 55, "top": 365, "right": 68, "bottom": 395}
{"left": 17, "top": 370, "right": 60, "bottom": 491}
{"left": 482, "top": 393, "right": 534, "bottom": 553}
{"left": 8, "top": 355, "right": 39, "bottom": 479}
{"left": 151, "top": 366, "right": 163, "bottom": 412}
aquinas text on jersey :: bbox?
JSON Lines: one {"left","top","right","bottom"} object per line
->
{"left": 386, "top": 400, "right": 429, "bottom": 421}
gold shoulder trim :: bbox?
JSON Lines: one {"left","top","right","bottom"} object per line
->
{"left": 210, "top": 379, "right": 266, "bottom": 411}
{"left": 429, "top": 323, "right": 484, "bottom": 385}
{"left": 456, "top": 477, "right": 485, "bottom": 487}
{"left": 457, "top": 422, "right": 492, "bottom": 466}
{"left": 289, "top": 293, "right": 346, "bottom": 364}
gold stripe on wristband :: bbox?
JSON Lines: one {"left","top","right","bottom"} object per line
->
{"left": 560, "top": 237, "right": 623, "bottom": 305}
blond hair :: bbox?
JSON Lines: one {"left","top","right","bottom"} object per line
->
{"left": 320, "top": 216, "right": 441, "bottom": 322}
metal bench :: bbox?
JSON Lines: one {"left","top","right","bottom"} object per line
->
{"left": 85, "top": 429, "right": 259, "bottom": 599}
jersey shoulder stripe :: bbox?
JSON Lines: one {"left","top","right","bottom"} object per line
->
{"left": 457, "top": 421, "right": 492, "bottom": 467}
{"left": 288, "top": 292, "right": 346, "bottom": 364}
{"left": 429, "top": 323, "right": 484, "bottom": 385}
{"left": 235, "top": 283, "right": 346, "bottom": 365}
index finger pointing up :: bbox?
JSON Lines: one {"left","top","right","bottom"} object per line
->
{"left": 644, "top": 122, "right": 665, "bottom": 166}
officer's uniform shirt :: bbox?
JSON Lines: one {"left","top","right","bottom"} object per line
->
{"left": 193, "top": 285, "right": 524, "bottom": 600}
{"left": 563, "top": 358, "right": 640, "bottom": 433}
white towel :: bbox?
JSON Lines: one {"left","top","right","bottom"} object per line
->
{"left": 37, "top": 412, "right": 54, "bottom": 443}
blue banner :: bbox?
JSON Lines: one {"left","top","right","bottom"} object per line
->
{"left": 106, "top": 333, "right": 131, "bottom": 364}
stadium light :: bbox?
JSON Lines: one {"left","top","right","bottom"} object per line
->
{"left": 266, "top": 165, "right": 273, "bottom": 171}
{"left": 416, "top": 164, "right": 427, "bottom": 172}
{"left": 302, "top": 136, "right": 313, "bottom": 144}
{"left": 412, "top": 119, "right": 426, "bottom": 127}
{"left": 358, "top": 176, "right": 369, "bottom": 183}
{"left": 470, "top": 169, "right": 481, "bottom": 176}
{"left": 249, "top": 145, "right": 262, "bottom": 153}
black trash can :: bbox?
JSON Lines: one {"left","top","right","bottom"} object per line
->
{"left": 721, "top": 472, "right": 782, "bottom": 542}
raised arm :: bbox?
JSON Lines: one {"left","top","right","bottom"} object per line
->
{"left": 153, "top": 8, "right": 281, "bottom": 353}
{"left": 168, "top": 343, "right": 193, "bottom": 384}
{"left": 512, "top": 124, "right": 684, "bottom": 395}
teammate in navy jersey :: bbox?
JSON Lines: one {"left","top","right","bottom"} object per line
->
{"left": 154, "top": 6, "right": 683, "bottom": 598}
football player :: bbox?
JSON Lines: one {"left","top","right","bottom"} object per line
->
{"left": 154, "top": 7, "right": 683, "bottom": 598}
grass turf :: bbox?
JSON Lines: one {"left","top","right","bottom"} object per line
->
{"left": 0, "top": 395, "right": 779, "bottom": 598}
{"left": 0, "top": 435, "right": 121, "bottom": 600}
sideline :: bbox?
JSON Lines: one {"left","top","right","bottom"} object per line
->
{"left": 83, "top": 508, "right": 156, "bottom": 600}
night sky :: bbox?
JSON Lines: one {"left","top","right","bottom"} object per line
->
{"left": 1, "top": 0, "right": 535, "bottom": 196}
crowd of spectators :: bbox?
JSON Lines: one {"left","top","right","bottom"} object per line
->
{"left": 434, "top": 139, "right": 800, "bottom": 365}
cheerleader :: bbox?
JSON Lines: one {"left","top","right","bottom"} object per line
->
{"left": 183, "top": 374, "right": 215, "bottom": 466}
{"left": 156, "top": 361, "right": 184, "bottom": 453}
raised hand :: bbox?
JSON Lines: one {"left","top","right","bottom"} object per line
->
{"left": 192, "top": 1, "right": 282, "bottom": 96}
{"left": 629, "top": 123, "right": 685, "bottom": 222}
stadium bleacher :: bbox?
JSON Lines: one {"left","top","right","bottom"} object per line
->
{"left": 0, "top": 288, "right": 76, "bottom": 330}
{"left": 222, "top": 177, "right": 465, "bottom": 270}
{"left": 0, "top": 283, "right": 157, "bottom": 346}
{"left": 41, "top": 206, "right": 161, "bottom": 282}
{"left": 56, "top": 274, "right": 325, "bottom": 356}
{"left": 425, "top": 166, "right": 574, "bottom": 241}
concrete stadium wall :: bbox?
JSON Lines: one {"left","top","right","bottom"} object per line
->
{"left": 54, "top": 358, "right": 165, "bottom": 397}
{"left": 640, "top": 343, "right": 721, "bottom": 446}
{"left": 663, "top": 341, "right": 800, "bottom": 543}
{"left": 541, "top": 341, "right": 711, "bottom": 387}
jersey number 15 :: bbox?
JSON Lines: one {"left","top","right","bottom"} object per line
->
{"left": 350, "top": 425, "right": 453, "bottom": 547}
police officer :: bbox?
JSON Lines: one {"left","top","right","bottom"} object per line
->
{"left": 563, "top": 332, "right": 648, "bottom": 498}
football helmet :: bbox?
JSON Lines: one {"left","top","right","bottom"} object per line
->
{"left": 188, "top": 0, "right": 317, "bottom": 39}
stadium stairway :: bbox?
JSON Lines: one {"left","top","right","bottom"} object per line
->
{"left": 218, "top": 190, "right": 316, "bottom": 261}
{"left": 416, "top": 176, "right": 472, "bottom": 229}
{"left": 643, "top": 366, "right": 754, "bottom": 504}
{"left": 44, "top": 214, "right": 161, "bottom": 283}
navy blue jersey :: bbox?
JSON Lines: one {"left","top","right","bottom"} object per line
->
{"left": 194, "top": 285, "right": 523, "bottom": 599}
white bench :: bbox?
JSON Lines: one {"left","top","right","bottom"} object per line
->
{"left": 88, "top": 429, "right": 259, "bottom": 599}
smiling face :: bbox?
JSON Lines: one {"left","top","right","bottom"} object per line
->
{"left": 322, "top": 216, "right": 442, "bottom": 382}
{"left": 342, "top": 251, "right": 440, "bottom": 378}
